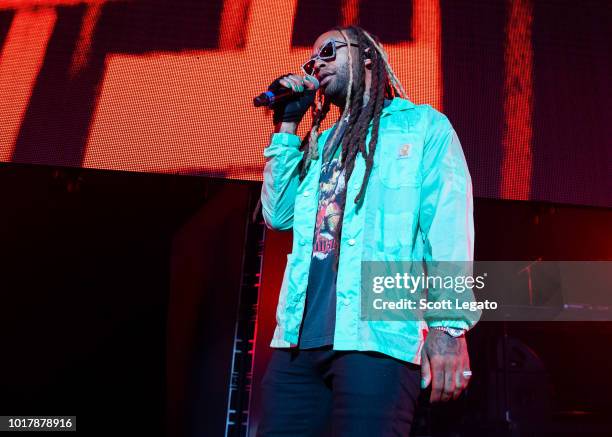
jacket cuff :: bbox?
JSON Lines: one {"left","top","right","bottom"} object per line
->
{"left": 270, "top": 132, "right": 301, "bottom": 147}
{"left": 427, "top": 320, "right": 470, "bottom": 331}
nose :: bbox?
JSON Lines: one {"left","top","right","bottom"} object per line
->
{"left": 313, "top": 58, "right": 327, "bottom": 76}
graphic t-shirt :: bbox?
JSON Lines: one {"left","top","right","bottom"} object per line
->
{"left": 297, "top": 100, "right": 392, "bottom": 349}
{"left": 298, "top": 118, "right": 348, "bottom": 349}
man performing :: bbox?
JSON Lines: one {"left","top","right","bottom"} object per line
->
{"left": 258, "top": 25, "right": 478, "bottom": 436}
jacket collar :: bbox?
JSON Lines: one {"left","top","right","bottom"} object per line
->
{"left": 380, "top": 97, "right": 416, "bottom": 117}
{"left": 320, "top": 97, "right": 416, "bottom": 147}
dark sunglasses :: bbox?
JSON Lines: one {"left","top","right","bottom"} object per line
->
{"left": 301, "top": 39, "right": 360, "bottom": 76}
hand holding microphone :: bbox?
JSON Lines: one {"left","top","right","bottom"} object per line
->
{"left": 254, "top": 74, "right": 320, "bottom": 127}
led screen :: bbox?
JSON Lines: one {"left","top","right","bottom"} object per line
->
{"left": 0, "top": 0, "right": 609, "bottom": 207}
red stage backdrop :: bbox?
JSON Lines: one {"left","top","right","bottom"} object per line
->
{"left": 0, "top": 0, "right": 609, "bottom": 207}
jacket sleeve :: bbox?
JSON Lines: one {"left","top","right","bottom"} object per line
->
{"left": 418, "top": 109, "right": 480, "bottom": 331}
{"left": 260, "top": 132, "right": 304, "bottom": 231}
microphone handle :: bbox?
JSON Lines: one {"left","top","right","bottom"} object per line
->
{"left": 253, "top": 87, "right": 296, "bottom": 107}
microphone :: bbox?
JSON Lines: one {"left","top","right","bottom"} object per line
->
{"left": 253, "top": 76, "right": 320, "bottom": 107}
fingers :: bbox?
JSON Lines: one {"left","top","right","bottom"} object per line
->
{"left": 429, "top": 357, "right": 444, "bottom": 403}
{"left": 423, "top": 334, "right": 472, "bottom": 403}
{"left": 420, "top": 350, "right": 432, "bottom": 390}
{"left": 441, "top": 360, "right": 456, "bottom": 402}
{"left": 453, "top": 356, "right": 472, "bottom": 400}
{"left": 279, "top": 74, "right": 307, "bottom": 92}
{"left": 430, "top": 358, "right": 472, "bottom": 403}
{"left": 303, "top": 75, "right": 317, "bottom": 90}
{"left": 453, "top": 371, "right": 467, "bottom": 400}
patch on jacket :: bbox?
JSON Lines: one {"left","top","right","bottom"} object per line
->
{"left": 398, "top": 143, "right": 412, "bottom": 158}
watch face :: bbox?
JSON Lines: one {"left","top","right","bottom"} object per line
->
{"left": 447, "top": 328, "right": 464, "bottom": 337}
{"left": 432, "top": 326, "right": 465, "bottom": 337}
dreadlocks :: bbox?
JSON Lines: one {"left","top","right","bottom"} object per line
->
{"left": 297, "top": 26, "right": 406, "bottom": 201}
{"left": 297, "top": 26, "right": 407, "bottom": 272}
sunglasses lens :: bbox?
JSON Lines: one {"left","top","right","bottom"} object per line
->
{"left": 303, "top": 41, "right": 337, "bottom": 75}
{"left": 319, "top": 41, "right": 334, "bottom": 58}
{"left": 302, "top": 60, "right": 315, "bottom": 75}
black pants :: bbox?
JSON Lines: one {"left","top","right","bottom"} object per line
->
{"left": 256, "top": 346, "right": 421, "bottom": 436}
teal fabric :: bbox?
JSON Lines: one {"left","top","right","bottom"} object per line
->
{"left": 261, "top": 97, "right": 479, "bottom": 364}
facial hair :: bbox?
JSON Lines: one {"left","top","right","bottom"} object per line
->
{"left": 324, "top": 60, "right": 350, "bottom": 104}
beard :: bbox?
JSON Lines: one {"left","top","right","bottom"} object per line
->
{"left": 323, "top": 62, "right": 351, "bottom": 102}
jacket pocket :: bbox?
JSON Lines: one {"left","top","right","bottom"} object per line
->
{"left": 375, "top": 133, "right": 421, "bottom": 188}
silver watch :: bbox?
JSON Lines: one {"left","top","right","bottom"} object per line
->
{"left": 432, "top": 326, "right": 465, "bottom": 338}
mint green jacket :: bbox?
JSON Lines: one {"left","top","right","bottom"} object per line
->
{"left": 261, "top": 97, "right": 477, "bottom": 364}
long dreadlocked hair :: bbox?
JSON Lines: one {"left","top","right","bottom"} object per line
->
{"left": 296, "top": 26, "right": 408, "bottom": 272}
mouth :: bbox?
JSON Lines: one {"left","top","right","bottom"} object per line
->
{"left": 320, "top": 74, "right": 334, "bottom": 87}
